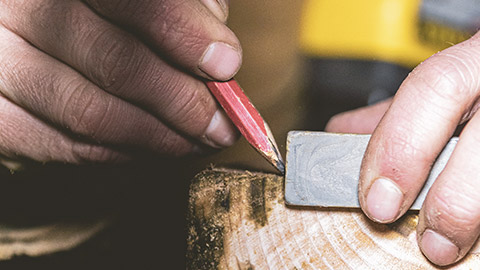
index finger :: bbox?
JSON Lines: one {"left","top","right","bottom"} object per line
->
{"left": 358, "top": 32, "right": 480, "bottom": 223}
{"left": 84, "top": 0, "right": 242, "bottom": 81}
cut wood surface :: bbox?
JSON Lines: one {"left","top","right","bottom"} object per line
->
{"left": 187, "top": 168, "right": 480, "bottom": 269}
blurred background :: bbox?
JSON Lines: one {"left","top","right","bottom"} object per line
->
{"left": 194, "top": 0, "right": 480, "bottom": 174}
{"left": 0, "top": 0, "right": 479, "bottom": 268}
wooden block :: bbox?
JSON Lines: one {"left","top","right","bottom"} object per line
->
{"left": 187, "top": 168, "right": 480, "bottom": 269}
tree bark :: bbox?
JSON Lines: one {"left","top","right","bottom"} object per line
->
{"left": 187, "top": 168, "right": 480, "bottom": 269}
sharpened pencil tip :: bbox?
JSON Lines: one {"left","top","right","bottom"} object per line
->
{"left": 268, "top": 138, "right": 285, "bottom": 175}
{"left": 275, "top": 159, "right": 285, "bottom": 175}
{"left": 206, "top": 80, "right": 286, "bottom": 174}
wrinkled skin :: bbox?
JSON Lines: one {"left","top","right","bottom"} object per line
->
{"left": 326, "top": 31, "right": 480, "bottom": 266}
{"left": 0, "top": 0, "right": 240, "bottom": 164}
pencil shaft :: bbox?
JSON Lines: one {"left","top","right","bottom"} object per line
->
{"left": 205, "top": 79, "right": 284, "bottom": 173}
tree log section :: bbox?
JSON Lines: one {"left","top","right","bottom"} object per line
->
{"left": 187, "top": 168, "right": 480, "bottom": 269}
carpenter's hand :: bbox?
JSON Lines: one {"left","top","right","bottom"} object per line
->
{"left": 326, "top": 31, "right": 480, "bottom": 266}
{"left": 325, "top": 98, "right": 392, "bottom": 134}
{"left": 0, "top": 0, "right": 240, "bottom": 164}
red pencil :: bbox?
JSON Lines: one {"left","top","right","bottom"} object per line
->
{"left": 205, "top": 79, "right": 285, "bottom": 174}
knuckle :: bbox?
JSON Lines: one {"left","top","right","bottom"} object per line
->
{"left": 61, "top": 82, "right": 111, "bottom": 140}
{"left": 87, "top": 29, "right": 141, "bottom": 93}
{"left": 428, "top": 183, "right": 480, "bottom": 234}
{"left": 154, "top": 1, "right": 207, "bottom": 56}
{"left": 164, "top": 82, "right": 211, "bottom": 134}
{"left": 382, "top": 128, "right": 430, "bottom": 175}
{"left": 415, "top": 48, "right": 480, "bottom": 103}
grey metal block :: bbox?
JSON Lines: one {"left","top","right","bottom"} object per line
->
{"left": 284, "top": 131, "right": 458, "bottom": 209}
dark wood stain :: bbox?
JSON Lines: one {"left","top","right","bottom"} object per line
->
{"left": 249, "top": 176, "right": 267, "bottom": 227}
{"left": 186, "top": 169, "right": 284, "bottom": 269}
{"left": 186, "top": 170, "right": 228, "bottom": 270}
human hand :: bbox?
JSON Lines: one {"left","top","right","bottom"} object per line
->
{"left": 325, "top": 98, "right": 392, "bottom": 134}
{"left": 326, "top": 31, "right": 480, "bottom": 266}
{"left": 0, "top": 0, "right": 240, "bottom": 164}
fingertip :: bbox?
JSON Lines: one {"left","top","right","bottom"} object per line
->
{"left": 324, "top": 113, "right": 345, "bottom": 133}
{"left": 325, "top": 98, "right": 392, "bottom": 134}
{"left": 199, "top": 42, "right": 242, "bottom": 81}
{"left": 419, "top": 229, "right": 459, "bottom": 266}
{"left": 363, "top": 177, "right": 403, "bottom": 223}
{"left": 202, "top": 110, "right": 239, "bottom": 148}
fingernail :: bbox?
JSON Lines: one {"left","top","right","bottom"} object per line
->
{"left": 201, "top": 0, "right": 228, "bottom": 22}
{"left": 420, "top": 229, "right": 459, "bottom": 266}
{"left": 204, "top": 110, "right": 238, "bottom": 148}
{"left": 365, "top": 178, "right": 403, "bottom": 222}
{"left": 199, "top": 42, "right": 241, "bottom": 81}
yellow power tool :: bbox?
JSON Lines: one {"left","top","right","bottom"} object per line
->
{"left": 299, "top": 0, "right": 480, "bottom": 129}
